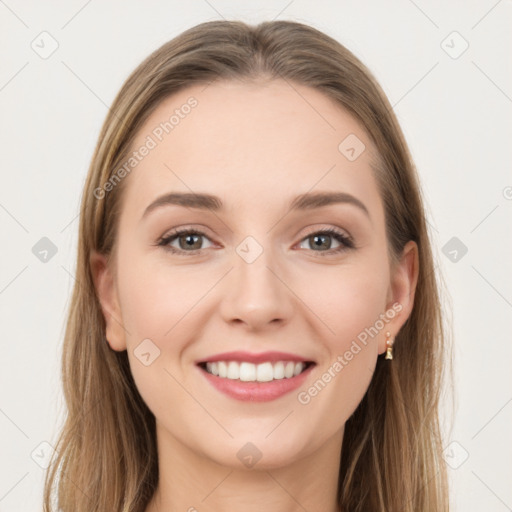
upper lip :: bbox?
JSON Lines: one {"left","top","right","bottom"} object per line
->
{"left": 197, "top": 351, "right": 315, "bottom": 365}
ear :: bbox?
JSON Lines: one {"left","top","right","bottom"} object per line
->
{"left": 378, "top": 240, "right": 419, "bottom": 355}
{"left": 90, "top": 250, "right": 127, "bottom": 351}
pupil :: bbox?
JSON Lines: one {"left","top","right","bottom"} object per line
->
{"left": 313, "top": 234, "right": 330, "bottom": 249}
{"left": 183, "top": 234, "right": 200, "bottom": 249}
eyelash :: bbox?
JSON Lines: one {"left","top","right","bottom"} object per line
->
{"left": 156, "top": 227, "right": 355, "bottom": 257}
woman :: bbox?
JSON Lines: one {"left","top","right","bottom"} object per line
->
{"left": 44, "top": 19, "right": 452, "bottom": 512}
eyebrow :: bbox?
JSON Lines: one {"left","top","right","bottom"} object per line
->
{"left": 141, "top": 191, "right": 370, "bottom": 220}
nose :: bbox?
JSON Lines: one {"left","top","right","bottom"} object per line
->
{"left": 218, "top": 244, "right": 294, "bottom": 331}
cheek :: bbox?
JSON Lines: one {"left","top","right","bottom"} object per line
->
{"left": 116, "top": 257, "right": 205, "bottom": 427}
{"left": 291, "top": 259, "right": 389, "bottom": 424}
{"left": 115, "top": 246, "right": 235, "bottom": 407}
{"left": 117, "top": 250, "right": 212, "bottom": 340}
{"left": 297, "top": 268, "right": 386, "bottom": 445}
{"left": 298, "top": 258, "right": 390, "bottom": 348}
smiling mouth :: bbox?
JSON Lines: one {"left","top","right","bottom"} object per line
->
{"left": 198, "top": 360, "right": 315, "bottom": 382}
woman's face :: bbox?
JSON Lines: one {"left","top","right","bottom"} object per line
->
{"left": 92, "top": 79, "right": 417, "bottom": 469}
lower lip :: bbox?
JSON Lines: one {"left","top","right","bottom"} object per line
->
{"left": 198, "top": 364, "right": 315, "bottom": 402}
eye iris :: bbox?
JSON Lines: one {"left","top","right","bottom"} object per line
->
{"left": 180, "top": 233, "right": 201, "bottom": 250}
{"left": 311, "top": 234, "right": 331, "bottom": 250}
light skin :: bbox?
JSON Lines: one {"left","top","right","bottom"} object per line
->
{"left": 91, "top": 79, "right": 419, "bottom": 512}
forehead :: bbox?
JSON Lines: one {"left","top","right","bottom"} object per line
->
{"left": 122, "top": 79, "right": 382, "bottom": 220}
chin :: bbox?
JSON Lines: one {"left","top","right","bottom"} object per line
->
{"left": 199, "top": 433, "right": 313, "bottom": 471}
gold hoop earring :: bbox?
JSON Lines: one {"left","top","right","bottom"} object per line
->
{"left": 385, "top": 331, "right": 394, "bottom": 360}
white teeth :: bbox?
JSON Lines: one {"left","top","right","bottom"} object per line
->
{"left": 227, "top": 361, "right": 239, "bottom": 379}
{"left": 203, "top": 360, "right": 308, "bottom": 381}
{"left": 239, "top": 362, "right": 256, "bottom": 382}
{"left": 256, "top": 362, "right": 273, "bottom": 382}
{"left": 273, "top": 361, "right": 285, "bottom": 379}
{"left": 284, "top": 361, "right": 295, "bottom": 378}
{"left": 206, "top": 362, "right": 219, "bottom": 376}
{"left": 218, "top": 361, "right": 227, "bottom": 378}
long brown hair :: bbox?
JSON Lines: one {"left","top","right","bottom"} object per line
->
{"left": 43, "top": 19, "right": 453, "bottom": 511}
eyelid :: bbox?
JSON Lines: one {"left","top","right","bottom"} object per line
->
{"left": 156, "top": 224, "right": 355, "bottom": 255}
{"left": 156, "top": 226, "right": 216, "bottom": 252}
{"left": 295, "top": 227, "right": 355, "bottom": 255}
{"left": 300, "top": 225, "right": 353, "bottom": 244}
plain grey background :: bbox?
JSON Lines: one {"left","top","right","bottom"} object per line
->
{"left": 1, "top": 1, "right": 511, "bottom": 510}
